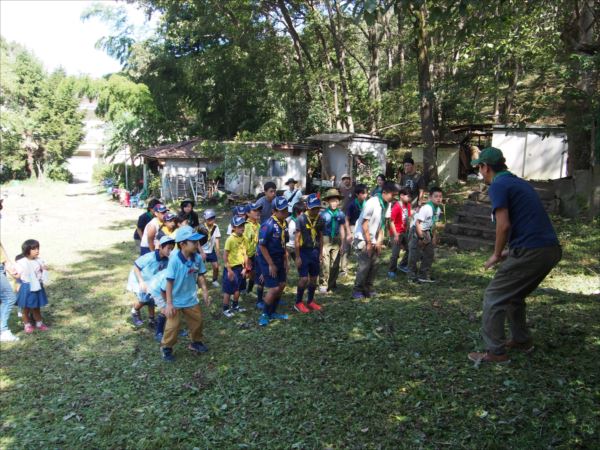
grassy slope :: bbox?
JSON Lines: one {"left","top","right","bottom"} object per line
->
{"left": 1, "top": 206, "right": 598, "bottom": 449}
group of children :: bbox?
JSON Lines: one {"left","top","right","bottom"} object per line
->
{"left": 127, "top": 181, "right": 444, "bottom": 361}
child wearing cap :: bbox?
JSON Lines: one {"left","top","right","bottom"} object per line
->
{"left": 407, "top": 186, "right": 443, "bottom": 283}
{"left": 294, "top": 194, "right": 324, "bottom": 313}
{"left": 319, "top": 188, "right": 347, "bottom": 293}
{"left": 199, "top": 209, "right": 221, "bottom": 288}
{"left": 226, "top": 205, "right": 248, "bottom": 235}
{"left": 243, "top": 202, "right": 263, "bottom": 308}
{"left": 222, "top": 216, "right": 249, "bottom": 317}
{"left": 127, "top": 235, "right": 176, "bottom": 328}
{"left": 155, "top": 212, "right": 178, "bottom": 246}
{"left": 256, "top": 196, "right": 290, "bottom": 327}
{"left": 160, "top": 225, "right": 211, "bottom": 362}
{"left": 140, "top": 203, "right": 168, "bottom": 255}
{"left": 352, "top": 181, "right": 399, "bottom": 298}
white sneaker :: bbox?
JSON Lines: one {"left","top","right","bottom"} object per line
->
{"left": 212, "top": 281, "right": 220, "bottom": 288}
{"left": 319, "top": 286, "right": 328, "bottom": 293}
{"left": 0, "top": 330, "right": 20, "bottom": 342}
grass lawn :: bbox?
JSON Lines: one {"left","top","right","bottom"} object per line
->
{"left": 1, "top": 189, "right": 599, "bottom": 449}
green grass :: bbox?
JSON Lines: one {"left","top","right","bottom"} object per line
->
{"left": 1, "top": 209, "right": 599, "bottom": 449}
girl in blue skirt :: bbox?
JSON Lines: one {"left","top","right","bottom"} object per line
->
{"left": 14, "top": 239, "right": 49, "bottom": 334}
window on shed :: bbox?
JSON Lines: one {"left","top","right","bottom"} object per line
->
{"left": 270, "top": 159, "right": 288, "bottom": 177}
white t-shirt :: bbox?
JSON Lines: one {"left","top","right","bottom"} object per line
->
{"left": 415, "top": 203, "right": 441, "bottom": 231}
{"left": 140, "top": 218, "right": 161, "bottom": 248}
{"left": 286, "top": 217, "right": 297, "bottom": 249}
{"left": 202, "top": 224, "right": 221, "bottom": 254}
{"left": 16, "top": 257, "right": 48, "bottom": 291}
{"left": 354, "top": 196, "right": 391, "bottom": 242}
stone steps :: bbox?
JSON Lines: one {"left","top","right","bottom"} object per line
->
{"left": 454, "top": 235, "right": 495, "bottom": 250}
{"left": 446, "top": 222, "right": 496, "bottom": 240}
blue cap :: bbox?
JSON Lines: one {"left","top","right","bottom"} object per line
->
{"left": 163, "top": 212, "right": 176, "bottom": 222}
{"left": 175, "top": 225, "right": 204, "bottom": 243}
{"left": 231, "top": 216, "right": 246, "bottom": 227}
{"left": 153, "top": 203, "right": 168, "bottom": 213}
{"left": 249, "top": 201, "right": 263, "bottom": 211}
{"left": 234, "top": 205, "right": 246, "bottom": 216}
{"left": 158, "top": 235, "right": 175, "bottom": 246}
{"left": 273, "top": 196, "right": 288, "bottom": 211}
{"left": 203, "top": 209, "right": 216, "bottom": 220}
{"left": 306, "top": 193, "right": 321, "bottom": 209}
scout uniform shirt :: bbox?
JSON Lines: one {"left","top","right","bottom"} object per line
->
{"left": 320, "top": 208, "right": 346, "bottom": 241}
{"left": 224, "top": 233, "right": 248, "bottom": 267}
{"left": 258, "top": 216, "right": 289, "bottom": 259}
{"left": 296, "top": 213, "right": 323, "bottom": 249}
{"left": 127, "top": 250, "right": 169, "bottom": 293}
{"left": 243, "top": 220, "right": 260, "bottom": 258}
{"left": 161, "top": 250, "right": 207, "bottom": 308}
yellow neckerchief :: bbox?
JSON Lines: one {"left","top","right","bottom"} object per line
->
{"left": 296, "top": 212, "right": 318, "bottom": 247}
{"left": 272, "top": 214, "right": 287, "bottom": 248}
{"left": 206, "top": 223, "right": 215, "bottom": 241}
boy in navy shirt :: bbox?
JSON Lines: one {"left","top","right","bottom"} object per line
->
{"left": 257, "top": 196, "right": 290, "bottom": 327}
{"left": 294, "top": 194, "right": 324, "bottom": 313}
{"left": 468, "top": 147, "right": 561, "bottom": 364}
{"left": 319, "top": 189, "right": 347, "bottom": 293}
{"left": 160, "top": 226, "right": 211, "bottom": 362}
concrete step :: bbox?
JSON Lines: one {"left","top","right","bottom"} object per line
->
{"left": 446, "top": 223, "right": 496, "bottom": 240}
{"left": 454, "top": 235, "right": 495, "bottom": 250}
{"left": 461, "top": 200, "right": 492, "bottom": 216}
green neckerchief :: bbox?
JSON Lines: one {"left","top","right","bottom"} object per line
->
{"left": 493, "top": 170, "right": 513, "bottom": 181}
{"left": 290, "top": 213, "right": 298, "bottom": 222}
{"left": 326, "top": 208, "right": 340, "bottom": 238}
{"left": 377, "top": 193, "right": 389, "bottom": 233}
{"left": 427, "top": 201, "right": 442, "bottom": 230}
{"left": 354, "top": 198, "right": 365, "bottom": 211}
{"left": 145, "top": 211, "right": 153, "bottom": 219}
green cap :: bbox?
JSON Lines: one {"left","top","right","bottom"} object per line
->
{"left": 471, "top": 147, "right": 505, "bottom": 166}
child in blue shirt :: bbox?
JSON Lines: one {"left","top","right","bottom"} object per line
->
{"left": 257, "top": 196, "right": 290, "bottom": 327}
{"left": 127, "top": 235, "right": 176, "bottom": 328}
{"left": 160, "top": 226, "right": 211, "bottom": 362}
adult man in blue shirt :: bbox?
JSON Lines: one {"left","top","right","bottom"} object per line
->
{"left": 468, "top": 147, "right": 562, "bottom": 364}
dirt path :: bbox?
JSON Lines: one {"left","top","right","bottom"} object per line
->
{"left": 1, "top": 181, "right": 140, "bottom": 268}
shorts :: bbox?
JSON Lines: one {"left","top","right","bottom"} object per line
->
{"left": 297, "top": 247, "right": 320, "bottom": 277}
{"left": 258, "top": 256, "right": 287, "bottom": 288}
{"left": 222, "top": 265, "right": 244, "bottom": 295}
{"left": 136, "top": 292, "right": 156, "bottom": 307}
{"left": 205, "top": 250, "right": 218, "bottom": 263}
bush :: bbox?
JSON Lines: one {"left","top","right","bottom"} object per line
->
{"left": 46, "top": 163, "right": 73, "bottom": 183}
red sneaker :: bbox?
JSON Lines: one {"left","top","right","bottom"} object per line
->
{"left": 307, "top": 301, "right": 322, "bottom": 311}
{"left": 36, "top": 323, "right": 49, "bottom": 331}
{"left": 294, "top": 303, "right": 311, "bottom": 314}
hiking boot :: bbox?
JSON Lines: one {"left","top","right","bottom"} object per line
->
{"left": 505, "top": 340, "right": 535, "bottom": 354}
{"left": 307, "top": 301, "right": 322, "bottom": 311}
{"left": 162, "top": 347, "right": 175, "bottom": 362}
{"left": 131, "top": 312, "right": 144, "bottom": 327}
{"left": 0, "top": 330, "right": 20, "bottom": 342}
{"left": 258, "top": 313, "right": 271, "bottom": 327}
{"left": 294, "top": 302, "right": 311, "bottom": 314}
{"left": 188, "top": 342, "right": 208, "bottom": 353}
{"left": 467, "top": 351, "right": 510, "bottom": 364}
{"left": 269, "top": 312, "right": 289, "bottom": 320}
{"left": 397, "top": 265, "right": 409, "bottom": 273}
{"left": 223, "top": 308, "right": 235, "bottom": 318}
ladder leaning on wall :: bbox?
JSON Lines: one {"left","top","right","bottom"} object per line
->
{"left": 189, "top": 172, "right": 207, "bottom": 201}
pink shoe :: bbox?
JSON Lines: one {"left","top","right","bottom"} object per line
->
{"left": 24, "top": 323, "right": 34, "bottom": 334}
{"left": 36, "top": 323, "right": 49, "bottom": 331}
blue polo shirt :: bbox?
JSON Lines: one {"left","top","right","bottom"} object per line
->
{"left": 126, "top": 250, "right": 169, "bottom": 293}
{"left": 320, "top": 209, "right": 346, "bottom": 239}
{"left": 345, "top": 199, "right": 363, "bottom": 226}
{"left": 161, "top": 250, "right": 207, "bottom": 308}
{"left": 256, "top": 196, "right": 276, "bottom": 224}
{"left": 258, "top": 216, "right": 288, "bottom": 259}
{"left": 489, "top": 173, "right": 559, "bottom": 249}
{"left": 147, "top": 270, "right": 167, "bottom": 308}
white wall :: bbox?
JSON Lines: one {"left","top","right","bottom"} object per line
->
{"left": 225, "top": 150, "right": 308, "bottom": 196}
{"left": 323, "top": 140, "right": 388, "bottom": 182}
{"left": 492, "top": 129, "right": 568, "bottom": 179}
{"left": 409, "top": 146, "right": 460, "bottom": 185}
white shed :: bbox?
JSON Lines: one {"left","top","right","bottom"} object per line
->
{"left": 224, "top": 143, "right": 314, "bottom": 196}
{"left": 491, "top": 125, "right": 568, "bottom": 180}
{"left": 307, "top": 133, "right": 388, "bottom": 184}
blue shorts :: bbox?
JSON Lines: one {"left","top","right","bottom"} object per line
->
{"left": 297, "top": 247, "right": 320, "bottom": 278}
{"left": 136, "top": 292, "right": 156, "bottom": 307}
{"left": 222, "top": 265, "right": 244, "bottom": 295}
{"left": 205, "top": 250, "right": 218, "bottom": 263}
{"left": 258, "top": 256, "right": 287, "bottom": 288}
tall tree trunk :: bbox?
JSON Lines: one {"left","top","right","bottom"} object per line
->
{"left": 367, "top": 21, "right": 382, "bottom": 133}
{"left": 563, "top": 0, "right": 596, "bottom": 174}
{"left": 492, "top": 55, "right": 501, "bottom": 123}
{"left": 502, "top": 58, "right": 520, "bottom": 122}
{"left": 313, "top": 21, "right": 342, "bottom": 131}
{"left": 410, "top": 1, "right": 437, "bottom": 183}
{"left": 325, "top": 0, "right": 354, "bottom": 133}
